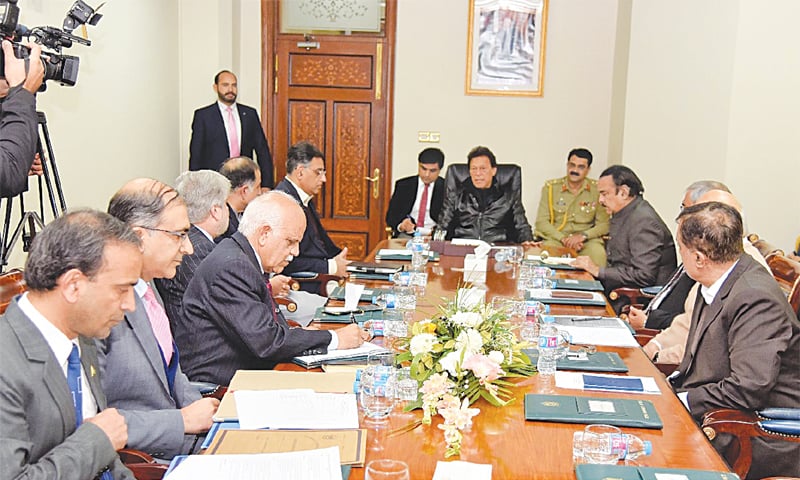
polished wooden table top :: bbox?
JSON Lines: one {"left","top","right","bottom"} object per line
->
{"left": 279, "top": 240, "right": 730, "bottom": 479}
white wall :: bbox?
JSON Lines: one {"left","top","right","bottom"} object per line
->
{"left": 5, "top": 0, "right": 179, "bottom": 267}
{"left": 622, "top": 0, "right": 799, "bottom": 249}
{"left": 392, "top": 0, "right": 621, "bottom": 216}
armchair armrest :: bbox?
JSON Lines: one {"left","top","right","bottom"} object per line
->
{"left": 118, "top": 449, "right": 168, "bottom": 480}
{"left": 189, "top": 381, "right": 228, "bottom": 401}
{"left": 288, "top": 272, "right": 346, "bottom": 296}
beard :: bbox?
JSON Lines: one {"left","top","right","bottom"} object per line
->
{"left": 218, "top": 91, "right": 237, "bottom": 104}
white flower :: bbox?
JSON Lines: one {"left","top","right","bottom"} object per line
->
{"left": 450, "top": 311, "right": 483, "bottom": 328}
{"left": 410, "top": 333, "right": 438, "bottom": 356}
{"left": 455, "top": 329, "right": 484, "bottom": 355}
{"left": 488, "top": 350, "right": 505, "bottom": 365}
{"left": 439, "top": 351, "right": 463, "bottom": 377}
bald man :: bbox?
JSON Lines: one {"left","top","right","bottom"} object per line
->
{"left": 641, "top": 188, "right": 768, "bottom": 364}
{"left": 179, "top": 191, "right": 367, "bottom": 386}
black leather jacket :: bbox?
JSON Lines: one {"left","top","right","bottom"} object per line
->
{"left": 438, "top": 178, "right": 533, "bottom": 243}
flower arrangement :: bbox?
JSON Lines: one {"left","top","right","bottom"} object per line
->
{"left": 396, "top": 291, "right": 536, "bottom": 457}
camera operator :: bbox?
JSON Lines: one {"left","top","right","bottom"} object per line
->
{"left": 0, "top": 39, "right": 44, "bottom": 197}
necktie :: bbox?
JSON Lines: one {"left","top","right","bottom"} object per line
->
{"left": 226, "top": 106, "right": 240, "bottom": 157}
{"left": 645, "top": 265, "right": 685, "bottom": 314}
{"left": 67, "top": 344, "right": 83, "bottom": 427}
{"left": 67, "top": 346, "right": 115, "bottom": 480}
{"left": 417, "top": 183, "right": 430, "bottom": 228}
{"left": 143, "top": 285, "right": 174, "bottom": 365}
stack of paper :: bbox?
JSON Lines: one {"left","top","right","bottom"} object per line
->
{"left": 293, "top": 341, "right": 390, "bottom": 368}
{"left": 166, "top": 447, "right": 343, "bottom": 480}
{"left": 544, "top": 315, "right": 639, "bottom": 348}
{"left": 234, "top": 389, "right": 360, "bottom": 429}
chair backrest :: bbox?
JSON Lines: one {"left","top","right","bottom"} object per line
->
{"left": 444, "top": 163, "right": 522, "bottom": 199}
{"left": 0, "top": 269, "right": 26, "bottom": 315}
{"left": 750, "top": 236, "right": 784, "bottom": 260}
{"left": 767, "top": 254, "right": 800, "bottom": 316}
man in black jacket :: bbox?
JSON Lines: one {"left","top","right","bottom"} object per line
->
{"left": 438, "top": 146, "right": 535, "bottom": 244}
{"left": 385, "top": 148, "right": 445, "bottom": 237}
{"left": 0, "top": 40, "right": 44, "bottom": 197}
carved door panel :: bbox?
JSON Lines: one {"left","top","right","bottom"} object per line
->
{"left": 265, "top": 3, "right": 396, "bottom": 260}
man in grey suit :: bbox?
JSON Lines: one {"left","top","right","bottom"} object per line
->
{"left": 155, "top": 170, "right": 230, "bottom": 329}
{"left": 100, "top": 178, "right": 219, "bottom": 460}
{"left": 573, "top": 165, "right": 676, "bottom": 312}
{"left": 669, "top": 202, "right": 800, "bottom": 479}
{"left": 180, "top": 191, "right": 367, "bottom": 385}
{"left": 0, "top": 210, "right": 138, "bottom": 479}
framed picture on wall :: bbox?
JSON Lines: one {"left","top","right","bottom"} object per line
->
{"left": 465, "top": 0, "right": 549, "bottom": 97}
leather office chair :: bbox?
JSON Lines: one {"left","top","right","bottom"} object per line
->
{"left": 609, "top": 286, "right": 662, "bottom": 320}
{"left": 701, "top": 408, "right": 800, "bottom": 480}
{"left": 747, "top": 233, "right": 785, "bottom": 261}
{"left": 289, "top": 271, "right": 346, "bottom": 297}
{"left": 443, "top": 163, "right": 523, "bottom": 202}
{"left": 767, "top": 254, "right": 800, "bottom": 316}
{"left": 0, "top": 268, "right": 25, "bottom": 314}
{"left": 117, "top": 449, "right": 168, "bottom": 479}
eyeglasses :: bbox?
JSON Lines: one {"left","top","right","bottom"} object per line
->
{"left": 305, "top": 166, "right": 327, "bottom": 177}
{"left": 137, "top": 226, "right": 190, "bottom": 241}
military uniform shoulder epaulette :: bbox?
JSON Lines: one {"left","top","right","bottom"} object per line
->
{"left": 544, "top": 177, "right": 565, "bottom": 186}
{"left": 587, "top": 178, "right": 598, "bottom": 185}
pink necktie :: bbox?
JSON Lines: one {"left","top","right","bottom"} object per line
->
{"left": 226, "top": 106, "right": 240, "bottom": 157}
{"left": 416, "top": 183, "right": 429, "bottom": 228}
{"left": 143, "top": 285, "right": 174, "bottom": 364}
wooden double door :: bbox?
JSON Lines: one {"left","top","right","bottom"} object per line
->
{"left": 262, "top": 1, "right": 396, "bottom": 260}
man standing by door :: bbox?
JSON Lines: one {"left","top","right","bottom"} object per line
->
{"left": 189, "top": 70, "right": 274, "bottom": 189}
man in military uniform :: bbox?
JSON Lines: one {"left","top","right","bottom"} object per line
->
{"left": 534, "top": 148, "right": 609, "bottom": 265}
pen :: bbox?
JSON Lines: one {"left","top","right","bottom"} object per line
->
{"left": 350, "top": 312, "right": 358, "bottom": 324}
{"left": 570, "top": 316, "right": 606, "bottom": 322}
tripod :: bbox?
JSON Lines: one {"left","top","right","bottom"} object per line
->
{"left": 1, "top": 111, "right": 67, "bottom": 272}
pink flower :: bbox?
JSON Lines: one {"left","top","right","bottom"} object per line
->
{"left": 462, "top": 353, "right": 505, "bottom": 383}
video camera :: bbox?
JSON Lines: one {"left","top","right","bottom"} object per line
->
{"left": 0, "top": 0, "right": 102, "bottom": 90}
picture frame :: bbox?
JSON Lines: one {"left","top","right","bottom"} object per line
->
{"left": 465, "top": 0, "right": 549, "bottom": 97}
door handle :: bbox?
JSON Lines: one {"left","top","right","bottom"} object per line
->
{"left": 364, "top": 168, "right": 380, "bottom": 199}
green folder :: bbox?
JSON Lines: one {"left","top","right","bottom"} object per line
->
{"left": 524, "top": 394, "right": 663, "bottom": 429}
{"left": 525, "top": 290, "right": 607, "bottom": 307}
{"left": 313, "top": 306, "right": 385, "bottom": 324}
{"left": 575, "top": 465, "right": 740, "bottom": 480}
{"left": 528, "top": 260, "right": 577, "bottom": 270}
{"left": 553, "top": 278, "right": 604, "bottom": 291}
{"left": 522, "top": 349, "right": 629, "bottom": 373}
{"left": 375, "top": 251, "right": 440, "bottom": 262}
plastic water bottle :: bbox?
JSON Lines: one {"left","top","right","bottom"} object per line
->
{"left": 573, "top": 431, "right": 653, "bottom": 461}
{"left": 390, "top": 271, "right": 412, "bottom": 287}
{"left": 537, "top": 316, "right": 559, "bottom": 376}
{"left": 409, "top": 231, "right": 429, "bottom": 272}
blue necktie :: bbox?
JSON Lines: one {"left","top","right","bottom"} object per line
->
{"left": 68, "top": 345, "right": 114, "bottom": 480}
{"left": 67, "top": 344, "right": 83, "bottom": 427}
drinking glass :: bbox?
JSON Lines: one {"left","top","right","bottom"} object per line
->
{"left": 395, "top": 286, "right": 416, "bottom": 310}
{"left": 365, "top": 459, "right": 410, "bottom": 480}
{"left": 382, "top": 310, "right": 408, "bottom": 350}
{"left": 583, "top": 424, "right": 622, "bottom": 464}
{"left": 361, "top": 353, "right": 397, "bottom": 420}
{"left": 395, "top": 366, "right": 418, "bottom": 402}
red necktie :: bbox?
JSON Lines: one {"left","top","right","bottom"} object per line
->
{"left": 226, "top": 106, "right": 240, "bottom": 157}
{"left": 417, "top": 183, "right": 429, "bottom": 228}
{"left": 143, "top": 285, "right": 174, "bottom": 364}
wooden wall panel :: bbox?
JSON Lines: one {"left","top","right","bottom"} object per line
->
{"left": 329, "top": 232, "right": 367, "bottom": 260}
{"left": 289, "top": 54, "right": 373, "bottom": 89}
{"left": 332, "top": 103, "right": 371, "bottom": 218}
{"left": 288, "top": 101, "right": 326, "bottom": 149}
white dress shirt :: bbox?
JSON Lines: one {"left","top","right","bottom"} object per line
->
{"left": 217, "top": 101, "right": 242, "bottom": 153}
{"left": 402, "top": 177, "right": 437, "bottom": 232}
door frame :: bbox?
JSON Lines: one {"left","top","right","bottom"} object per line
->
{"left": 260, "top": 0, "right": 396, "bottom": 253}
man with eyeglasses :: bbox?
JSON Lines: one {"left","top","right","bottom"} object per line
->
{"left": 98, "top": 178, "right": 219, "bottom": 460}
{"left": 438, "top": 145, "right": 535, "bottom": 244}
{"left": 275, "top": 141, "right": 350, "bottom": 291}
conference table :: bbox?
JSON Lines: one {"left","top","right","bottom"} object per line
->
{"left": 274, "top": 240, "right": 731, "bottom": 479}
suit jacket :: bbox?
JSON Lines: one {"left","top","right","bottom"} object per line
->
{"left": 180, "top": 232, "right": 332, "bottom": 385}
{"left": 274, "top": 179, "right": 342, "bottom": 280}
{"left": 644, "top": 271, "right": 696, "bottom": 330}
{"left": 0, "top": 86, "right": 38, "bottom": 198}
{"left": 96, "top": 289, "right": 202, "bottom": 459}
{"left": 0, "top": 299, "right": 134, "bottom": 479}
{"left": 188, "top": 102, "right": 274, "bottom": 188}
{"left": 155, "top": 225, "right": 216, "bottom": 329}
{"left": 217, "top": 203, "right": 240, "bottom": 243}
{"left": 599, "top": 196, "right": 676, "bottom": 294}
{"left": 385, "top": 176, "right": 445, "bottom": 236}
{"left": 672, "top": 254, "right": 800, "bottom": 479}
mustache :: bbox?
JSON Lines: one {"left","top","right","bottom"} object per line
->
{"left": 569, "top": 171, "right": 580, "bottom": 176}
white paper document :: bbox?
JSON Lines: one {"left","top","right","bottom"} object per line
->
{"left": 165, "top": 447, "right": 342, "bottom": 480}
{"left": 234, "top": 390, "right": 360, "bottom": 429}
{"left": 377, "top": 248, "right": 436, "bottom": 259}
{"left": 558, "top": 319, "right": 640, "bottom": 348}
{"left": 294, "top": 341, "right": 388, "bottom": 365}
{"left": 527, "top": 254, "right": 575, "bottom": 265}
{"left": 555, "top": 371, "right": 661, "bottom": 394}
{"left": 433, "top": 460, "right": 493, "bottom": 480}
